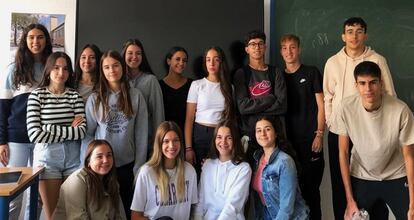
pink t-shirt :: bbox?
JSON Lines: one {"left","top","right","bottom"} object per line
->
{"left": 252, "top": 156, "right": 266, "bottom": 204}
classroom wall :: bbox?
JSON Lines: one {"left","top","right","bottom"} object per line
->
{"left": 76, "top": 0, "right": 264, "bottom": 79}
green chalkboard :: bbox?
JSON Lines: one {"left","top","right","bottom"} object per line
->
{"left": 270, "top": 0, "right": 414, "bottom": 111}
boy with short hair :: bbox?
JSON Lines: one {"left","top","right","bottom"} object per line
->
{"left": 323, "top": 17, "right": 396, "bottom": 219}
{"left": 233, "top": 30, "right": 287, "bottom": 159}
{"left": 280, "top": 34, "right": 325, "bottom": 220}
{"left": 335, "top": 61, "right": 414, "bottom": 220}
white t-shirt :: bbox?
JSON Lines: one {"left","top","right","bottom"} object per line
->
{"left": 131, "top": 162, "right": 198, "bottom": 220}
{"left": 193, "top": 159, "right": 252, "bottom": 220}
{"left": 187, "top": 78, "right": 225, "bottom": 124}
{"left": 334, "top": 94, "right": 414, "bottom": 180}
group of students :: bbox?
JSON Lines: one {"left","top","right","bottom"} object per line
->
{"left": 0, "top": 15, "right": 413, "bottom": 220}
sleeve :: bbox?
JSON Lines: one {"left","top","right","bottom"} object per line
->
{"left": 192, "top": 163, "right": 206, "bottom": 220}
{"left": 130, "top": 167, "right": 148, "bottom": 212}
{"left": 312, "top": 67, "right": 323, "bottom": 93}
{"left": 377, "top": 56, "right": 397, "bottom": 97}
{"left": 186, "top": 81, "right": 198, "bottom": 103}
{"left": 264, "top": 68, "right": 287, "bottom": 114}
{"left": 133, "top": 91, "right": 149, "bottom": 175}
{"left": 26, "top": 91, "right": 57, "bottom": 143}
{"left": 323, "top": 59, "right": 335, "bottom": 127}
{"left": 80, "top": 95, "right": 98, "bottom": 165}
{"left": 147, "top": 76, "right": 165, "bottom": 131}
{"left": 217, "top": 163, "right": 252, "bottom": 220}
{"left": 41, "top": 94, "right": 86, "bottom": 140}
{"left": 275, "top": 158, "right": 298, "bottom": 220}
{"left": 331, "top": 102, "right": 348, "bottom": 136}
{"left": 0, "top": 65, "right": 15, "bottom": 144}
{"left": 399, "top": 104, "right": 414, "bottom": 146}
{"left": 233, "top": 68, "right": 276, "bottom": 115}
{"left": 58, "top": 173, "right": 91, "bottom": 220}
{"left": 190, "top": 166, "right": 198, "bottom": 204}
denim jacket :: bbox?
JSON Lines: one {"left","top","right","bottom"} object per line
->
{"left": 252, "top": 147, "right": 309, "bottom": 220}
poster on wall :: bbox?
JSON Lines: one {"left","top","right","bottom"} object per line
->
{"left": 0, "top": 0, "right": 76, "bottom": 84}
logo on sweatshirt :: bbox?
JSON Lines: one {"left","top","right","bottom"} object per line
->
{"left": 155, "top": 180, "right": 190, "bottom": 206}
{"left": 249, "top": 80, "right": 271, "bottom": 97}
{"left": 300, "top": 78, "right": 306, "bottom": 83}
{"left": 105, "top": 105, "right": 129, "bottom": 133}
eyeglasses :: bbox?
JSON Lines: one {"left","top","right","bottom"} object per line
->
{"left": 247, "top": 41, "right": 265, "bottom": 48}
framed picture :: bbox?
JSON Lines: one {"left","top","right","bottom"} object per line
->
{"left": 0, "top": 0, "right": 77, "bottom": 83}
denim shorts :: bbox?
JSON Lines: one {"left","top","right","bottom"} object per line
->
{"left": 33, "top": 140, "right": 80, "bottom": 179}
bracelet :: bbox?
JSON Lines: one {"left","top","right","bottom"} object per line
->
{"left": 314, "top": 130, "right": 324, "bottom": 137}
{"left": 185, "top": 147, "right": 193, "bottom": 151}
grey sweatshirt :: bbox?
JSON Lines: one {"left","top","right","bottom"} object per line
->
{"left": 129, "top": 72, "right": 164, "bottom": 147}
{"left": 81, "top": 87, "right": 148, "bottom": 175}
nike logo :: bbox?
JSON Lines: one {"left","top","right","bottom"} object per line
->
{"left": 250, "top": 80, "right": 271, "bottom": 97}
{"left": 310, "top": 157, "right": 321, "bottom": 162}
{"left": 300, "top": 78, "right": 306, "bottom": 83}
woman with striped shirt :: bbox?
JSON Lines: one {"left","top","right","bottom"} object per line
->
{"left": 27, "top": 52, "right": 86, "bottom": 220}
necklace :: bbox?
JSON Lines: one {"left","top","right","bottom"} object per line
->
{"left": 47, "top": 87, "right": 65, "bottom": 103}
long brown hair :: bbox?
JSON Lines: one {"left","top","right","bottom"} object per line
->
{"left": 95, "top": 50, "right": 134, "bottom": 118}
{"left": 146, "top": 121, "right": 186, "bottom": 203}
{"left": 12, "top": 23, "right": 52, "bottom": 89}
{"left": 203, "top": 47, "right": 235, "bottom": 120}
{"left": 74, "top": 44, "right": 102, "bottom": 89}
{"left": 39, "top": 52, "right": 74, "bottom": 88}
{"left": 83, "top": 139, "right": 120, "bottom": 212}
{"left": 208, "top": 119, "right": 245, "bottom": 165}
{"left": 121, "top": 39, "right": 153, "bottom": 75}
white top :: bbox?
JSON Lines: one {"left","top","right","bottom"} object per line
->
{"left": 187, "top": 78, "right": 225, "bottom": 124}
{"left": 131, "top": 162, "right": 198, "bottom": 220}
{"left": 334, "top": 94, "right": 414, "bottom": 180}
{"left": 193, "top": 159, "right": 252, "bottom": 220}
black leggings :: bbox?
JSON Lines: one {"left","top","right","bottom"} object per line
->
{"left": 117, "top": 162, "right": 134, "bottom": 220}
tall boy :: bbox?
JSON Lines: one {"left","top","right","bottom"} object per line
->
{"left": 335, "top": 61, "right": 414, "bottom": 220}
{"left": 323, "top": 17, "right": 396, "bottom": 219}
{"left": 233, "top": 30, "right": 287, "bottom": 158}
{"left": 280, "top": 34, "right": 325, "bottom": 220}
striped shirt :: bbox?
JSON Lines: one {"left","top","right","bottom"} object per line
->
{"left": 27, "top": 87, "right": 86, "bottom": 143}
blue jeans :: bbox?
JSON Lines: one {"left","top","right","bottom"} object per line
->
{"left": 7, "top": 142, "right": 42, "bottom": 220}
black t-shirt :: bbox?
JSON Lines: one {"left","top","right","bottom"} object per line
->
{"left": 284, "top": 64, "right": 322, "bottom": 142}
{"left": 159, "top": 78, "right": 193, "bottom": 132}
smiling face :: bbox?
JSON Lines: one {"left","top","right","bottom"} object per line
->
{"left": 125, "top": 44, "right": 143, "bottom": 70}
{"left": 167, "top": 51, "right": 187, "bottom": 74}
{"left": 79, "top": 47, "right": 97, "bottom": 74}
{"left": 215, "top": 126, "right": 233, "bottom": 161}
{"left": 26, "top": 28, "right": 46, "bottom": 55}
{"left": 162, "top": 131, "right": 181, "bottom": 161}
{"left": 205, "top": 49, "right": 221, "bottom": 76}
{"left": 245, "top": 38, "right": 266, "bottom": 61}
{"left": 49, "top": 57, "right": 69, "bottom": 88}
{"left": 88, "top": 144, "right": 114, "bottom": 176}
{"left": 102, "top": 56, "right": 123, "bottom": 85}
{"left": 280, "top": 39, "right": 300, "bottom": 65}
{"left": 255, "top": 119, "right": 277, "bottom": 149}
{"left": 342, "top": 23, "right": 367, "bottom": 53}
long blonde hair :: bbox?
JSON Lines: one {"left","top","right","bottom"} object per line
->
{"left": 146, "top": 121, "right": 186, "bottom": 203}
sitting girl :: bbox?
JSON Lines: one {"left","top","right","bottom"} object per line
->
{"left": 53, "top": 139, "right": 126, "bottom": 219}
{"left": 131, "top": 121, "right": 197, "bottom": 220}
{"left": 194, "top": 120, "right": 251, "bottom": 220}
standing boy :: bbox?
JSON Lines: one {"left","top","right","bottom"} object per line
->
{"left": 335, "top": 61, "right": 414, "bottom": 220}
{"left": 323, "top": 17, "right": 396, "bottom": 219}
{"left": 233, "top": 30, "right": 287, "bottom": 159}
{"left": 280, "top": 34, "right": 325, "bottom": 220}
